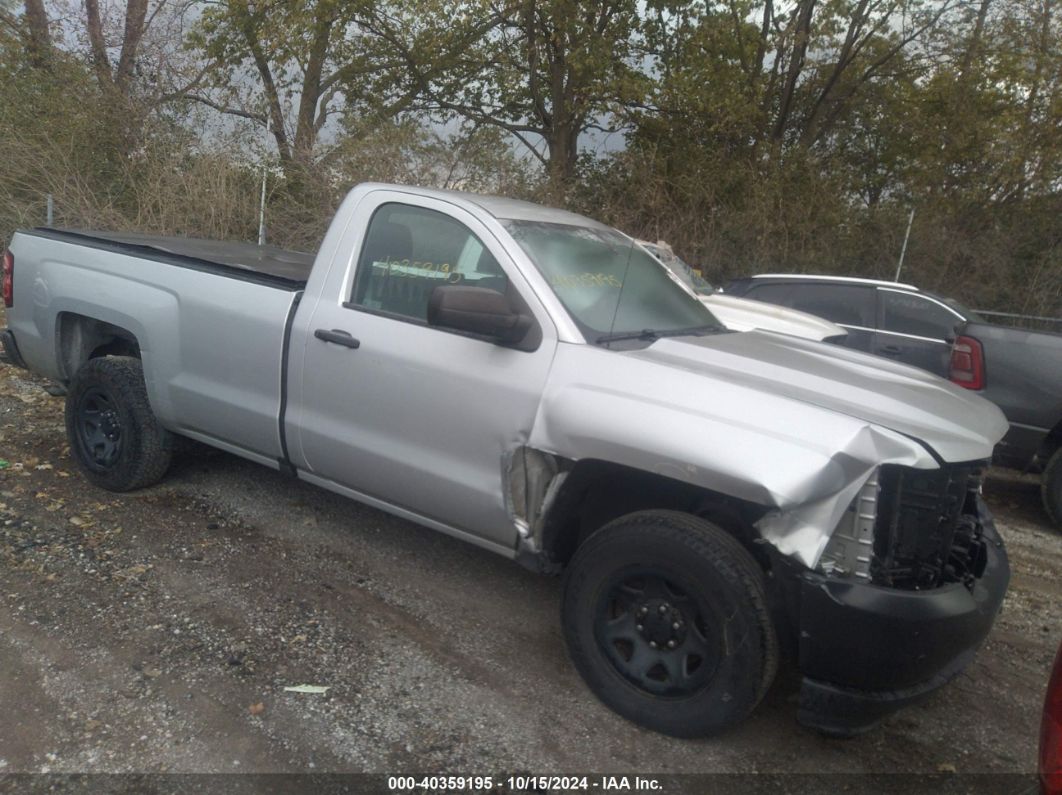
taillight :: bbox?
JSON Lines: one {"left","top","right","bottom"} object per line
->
{"left": 2, "top": 249, "right": 12, "bottom": 308}
{"left": 1041, "top": 640, "right": 1062, "bottom": 795}
{"left": 949, "top": 334, "right": 984, "bottom": 390}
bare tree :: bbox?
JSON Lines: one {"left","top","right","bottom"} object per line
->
{"left": 356, "top": 0, "right": 643, "bottom": 199}
{"left": 22, "top": 0, "right": 50, "bottom": 67}
{"left": 186, "top": 0, "right": 408, "bottom": 172}
{"left": 85, "top": 0, "right": 151, "bottom": 95}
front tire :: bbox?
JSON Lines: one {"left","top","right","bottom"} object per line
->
{"left": 561, "top": 510, "right": 778, "bottom": 737}
{"left": 1043, "top": 447, "right": 1062, "bottom": 528}
{"left": 65, "top": 356, "right": 172, "bottom": 491}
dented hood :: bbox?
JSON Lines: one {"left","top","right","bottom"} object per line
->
{"left": 628, "top": 330, "right": 1008, "bottom": 463}
{"left": 530, "top": 331, "right": 1007, "bottom": 510}
{"left": 528, "top": 331, "right": 1007, "bottom": 569}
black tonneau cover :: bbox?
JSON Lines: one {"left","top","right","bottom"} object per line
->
{"left": 32, "top": 228, "right": 316, "bottom": 288}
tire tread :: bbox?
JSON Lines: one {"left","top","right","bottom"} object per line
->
{"left": 65, "top": 356, "right": 172, "bottom": 491}
{"left": 562, "top": 509, "right": 778, "bottom": 736}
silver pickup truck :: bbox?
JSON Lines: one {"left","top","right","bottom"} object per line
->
{"left": 1, "top": 183, "right": 1011, "bottom": 737}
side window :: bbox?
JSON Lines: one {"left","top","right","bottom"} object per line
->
{"left": 880, "top": 291, "right": 960, "bottom": 339}
{"left": 350, "top": 203, "right": 508, "bottom": 322}
{"left": 747, "top": 283, "right": 874, "bottom": 327}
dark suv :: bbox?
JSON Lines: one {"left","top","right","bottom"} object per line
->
{"left": 725, "top": 274, "right": 1062, "bottom": 527}
{"left": 723, "top": 275, "right": 976, "bottom": 377}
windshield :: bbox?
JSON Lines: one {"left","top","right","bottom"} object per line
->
{"left": 503, "top": 221, "right": 723, "bottom": 342}
{"left": 642, "top": 244, "right": 715, "bottom": 295}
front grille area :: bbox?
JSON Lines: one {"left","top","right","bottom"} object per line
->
{"left": 818, "top": 473, "right": 879, "bottom": 580}
{"left": 869, "top": 463, "right": 989, "bottom": 590}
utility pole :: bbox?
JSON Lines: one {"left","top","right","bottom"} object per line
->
{"left": 894, "top": 208, "right": 915, "bottom": 282}
{"left": 257, "top": 168, "right": 267, "bottom": 246}
{"left": 258, "top": 117, "right": 269, "bottom": 246}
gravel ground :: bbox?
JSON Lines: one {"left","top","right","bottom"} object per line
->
{"left": 0, "top": 355, "right": 1056, "bottom": 789}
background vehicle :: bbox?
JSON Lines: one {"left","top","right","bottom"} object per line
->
{"left": 638, "top": 243, "right": 846, "bottom": 342}
{"left": 0, "top": 184, "right": 1010, "bottom": 737}
{"left": 725, "top": 274, "right": 1062, "bottom": 526}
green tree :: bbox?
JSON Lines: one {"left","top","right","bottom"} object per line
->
{"left": 188, "top": 0, "right": 407, "bottom": 173}
{"left": 357, "top": 0, "right": 647, "bottom": 199}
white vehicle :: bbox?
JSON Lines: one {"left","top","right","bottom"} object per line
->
{"left": 638, "top": 241, "right": 846, "bottom": 342}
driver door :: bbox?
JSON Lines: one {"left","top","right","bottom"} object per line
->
{"left": 290, "top": 193, "right": 557, "bottom": 548}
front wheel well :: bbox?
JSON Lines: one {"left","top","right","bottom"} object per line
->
{"left": 538, "top": 460, "right": 771, "bottom": 571}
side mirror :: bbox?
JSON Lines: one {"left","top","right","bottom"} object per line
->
{"left": 428, "top": 285, "right": 532, "bottom": 344}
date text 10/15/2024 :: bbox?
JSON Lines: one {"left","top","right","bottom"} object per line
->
{"left": 387, "top": 776, "right": 663, "bottom": 792}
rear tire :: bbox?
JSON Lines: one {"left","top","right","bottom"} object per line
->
{"left": 1043, "top": 447, "right": 1062, "bottom": 528}
{"left": 561, "top": 510, "right": 778, "bottom": 737}
{"left": 65, "top": 356, "right": 172, "bottom": 491}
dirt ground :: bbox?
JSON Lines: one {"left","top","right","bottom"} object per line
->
{"left": 0, "top": 355, "right": 1056, "bottom": 787}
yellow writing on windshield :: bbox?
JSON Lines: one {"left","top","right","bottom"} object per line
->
{"left": 550, "top": 273, "right": 622, "bottom": 289}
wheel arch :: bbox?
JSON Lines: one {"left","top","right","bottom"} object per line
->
{"left": 56, "top": 312, "right": 142, "bottom": 382}
{"left": 528, "top": 457, "right": 772, "bottom": 573}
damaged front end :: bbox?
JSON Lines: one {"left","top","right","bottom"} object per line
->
{"left": 515, "top": 334, "right": 1010, "bottom": 734}
{"left": 769, "top": 461, "right": 1010, "bottom": 735}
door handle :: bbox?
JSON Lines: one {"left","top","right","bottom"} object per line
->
{"left": 314, "top": 328, "right": 360, "bottom": 349}
{"left": 879, "top": 344, "right": 903, "bottom": 356}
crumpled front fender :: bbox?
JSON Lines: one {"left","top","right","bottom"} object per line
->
{"left": 751, "top": 424, "right": 931, "bottom": 568}
{"left": 528, "top": 343, "right": 942, "bottom": 568}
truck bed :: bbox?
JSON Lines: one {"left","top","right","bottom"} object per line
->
{"left": 962, "top": 319, "right": 1062, "bottom": 469}
{"left": 32, "top": 228, "right": 316, "bottom": 288}
{"left": 6, "top": 226, "right": 306, "bottom": 464}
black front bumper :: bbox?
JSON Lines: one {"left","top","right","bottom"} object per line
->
{"left": 0, "top": 328, "right": 28, "bottom": 370}
{"left": 787, "top": 495, "right": 1009, "bottom": 735}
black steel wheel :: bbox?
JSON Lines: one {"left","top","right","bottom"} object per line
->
{"left": 65, "top": 356, "right": 172, "bottom": 491}
{"left": 595, "top": 571, "right": 721, "bottom": 698}
{"left": 74, "top": 386, "right": 124, "bottom": 470}
{"left": 562, "top": 510, "right": 777, "bottom": 737}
